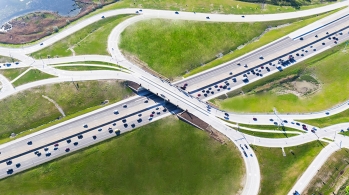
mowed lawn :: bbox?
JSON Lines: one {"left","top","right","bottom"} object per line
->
{"left": 31, "top": 15, "right": 132, "bottom": 58}
{"left": 303, "top": 148, "right": 349, "bottom": 195}
{"left": 119, "top": 18, "right": 310, "bottom": 78}
{"left": 0, "top": 117, "right": 244, "bottom": 195}
{"left": 0, "top": 80, "right": 133, "bottom": 141}
{"left": 215, "top": 41, "right": 349, "bottom": 113}
{"left": 253, "top": 141, "right": 327, "bottom": 195}
{"left": 0, "top": 67, "right": 29, "bottom": 81}
{"left": 12, "top": 69, "right": 55, "bottom": 87}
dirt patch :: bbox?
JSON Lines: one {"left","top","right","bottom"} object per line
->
{"left": 292, "top": 80, "right": 317, "bottom": 94}
{"left": 0, "top": 0, "right": 117, "bottom": 44}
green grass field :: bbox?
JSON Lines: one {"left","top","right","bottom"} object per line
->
{"left": 0, "top": 117, "right": 244, "bottom": 195}
{"left": 120, "top": 16, "right": 320, "bottom": 78}
{"left": 215, "top": 41, "right": 349, "bottom": 113}
{"left": 184, "top": 10, "right": 338, "bottom": 77}
{"left": 54, "top": 66, "right": 119, "bottom": 71}
{"left": 0, "top": 56, "right": 18, "bottom": 63}
{"left": 240, "top": 124, "right": 304, "bottom": 132}
{"left": 303, "top": 148, "right": 349, "bottom": 194}
{"left": 300, "top": 109, "right": 349, "bottom": 128}
{"left": 252, "top": 141, "right": 327, "bottom": 195}
{"left": 12, "top": 69, "right": 56, "bottom": 87}
{"left": 238, "top": 129, "right": 298, "bottom": 138}
{"left": 0, "top": 80, "right": 133, "bottom": 141}
{"left": 0, "top": 68, "right": 29, "bottom": 81}
{"left": 31, "top": 15, "right": 132, "bottom": 58}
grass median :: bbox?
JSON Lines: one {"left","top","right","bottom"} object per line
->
{"left": 31, "top": 15, "right": 132, "bottom": 58}
{"left": 238, "top": 128, "right": 299, "bottom": 138}
{"left": 54, "top": 66, "right": 119, "bottom": 71}
{"left": 303, "top": 148, "right": 349, "bottom": 195}
{"left": 0, "top": 67, "right": 29, "bottom": 81}
{"left": 300, "top": 109, "right": 349, "bottom": 128}
{"left": 12, "top": 69, "right": 56, "bottom": 87}
{"left": 214, "top": 40, "right": 349, "bottom": 113}
{"left": 252, "top": 140, "right": 327, "bottom": 195}
{"left": 0, "top": 80, "right": 133, "bottom": 142}
{"left": 0, "top": 116, "right": 244, "bottom": 195}
{"left": 120, "top": 14, "right": 330, "bottom": 79}
{"left": 0, "top": 56, "right": 18, "bottom": 63}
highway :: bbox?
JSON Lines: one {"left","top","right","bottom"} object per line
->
{"left": 0, "top": 3, "right": 349, "bottom": 195}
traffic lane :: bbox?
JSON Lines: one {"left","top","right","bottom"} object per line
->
{"left": 0, "top": 102, "right": 180, "bottom": 177}
{"left": 179, "top": 15, "right": 349, "bottom": 88}
{"left": 0, "top": 93, "right": 166, "bottom": 161}
{"left": 190, "top": 25, "right": 349, "bottom": 104}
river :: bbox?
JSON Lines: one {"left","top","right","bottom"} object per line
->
{"left": 0, "top": 0, "right": 81, "bottom": 27}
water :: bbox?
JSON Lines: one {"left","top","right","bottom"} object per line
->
{"left": 0, "top": 0, "right": 81, "bottom": 27}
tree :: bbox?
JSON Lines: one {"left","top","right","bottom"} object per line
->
{"left": 345, "top": 185, "right": 349, "bottom": 194}
{"left": 53, "top": 26, "right": 59, "bottom": 33}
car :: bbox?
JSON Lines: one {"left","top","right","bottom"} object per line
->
{"left": 78, "top": 135, "right": 83, "bottom": 139}
{"left": 131, "top": 124, "right": 136, "bottom": 128}
{"left": 229, "top": 72, "right": 233, "bottom": 75}
{"left": 123, "top": 124, "right": 128, "bottom": 128}
{"left": 150, "top": 114, "right": 154, "bottom": 117}
{"left": 206, "top": 90, "right": 209, "bottom": 93}
{"left": 274, "top": 122, "right": 278, "bottom": 125}
{"left": 217, "top": 89, "right": 220, "bottom": 91}
{"left": 122, "top": 119, "right": 127, "bottom": 123}
{"left": 325, "top": 112, "right": 330, "bottom": 115}
{"left": 148, "top": 117, "right": 153, "bottom": 121}
{"left": 244, "top": 64, "right": 248, "bottom": 68}
{"left": 114, "top": 110, "right": 119, "bottom": 114}
{"left": 40, "top": 43, "right": 43, "bottom": 46}
{"left": 326, "top": 32, "right": 329, "bottom": 35}
{"left": 139, "top": 9, "right": 142, "bottom": 12}
{"left": 184, "top": 83, "right": 188, "bottom": 87}
{"left": 266, "top": 67, "right": 270, "bottom": 72}
{"left": 208, "top": 87, "right": 212, "bottom": 90}
{"left": 65, "top": 148, "right": 70, "bottom": 152}
{"left": 243, "top": 151, "right": 248, "bottom": 157}
{"left": 54, "top": 143, "right": 59, "bottom": 147}
{"left": 83, "top": 124, "right": 88, "bottom": 128}
{"left": 34, "top": 151, "right": 39, "bottom": 155}
{"left": 211, "top": 91, "right": 214, "bottom": 94}
{"left": 224, "top": 113, "right": 229, "bottom": 116}
{"left": 244, "top": 144, "right": 248, "bottom": 149}
{"left": 6, "top": 160, "right": 12, "bottom": 165}
{"left": 45, "top": 151, "right": 51, "bottom": 156}
{"left": 206, "top": 16, "right": 210, "bottom": 19}
{"left": 144, "top": 100, "right": 148, "bottom": 103}
{"left": 201, "top": 90, "right": 205, "bottom": 93}
{"left": 315, "top": 35, "right": 318, "bottom": 38}
{"left": 113, "top": 122, "right": 116, "bottom": 126}
{"left": 313, "top": 48, "right": 316, "bottom": 51}
{"left": 136, "top": 11, "right": 139, "bottom": 14}
{"left": 163, "top": 108, "right": 167, "bottom": 112}
{"left": 123, "top": 104, "right": 127, "bottom": 108}
{"left": 16, "top": 163, "right": 21, "bottom": 168}
{"left": 137, "top": 118, "right": 142, "bottom": 123}
{"left": 93, "top": 135, "right": 97, "bottom": 140}
{"left": 328, "top": 37, "right": 332, "bottom": 40}
{"left": 269, "top": 119, "right": 274, "bottom": 121}
{"left": 300, "top": 37, "right": 303, "bottom": 40}
{"left": 303, "top": 126, "right": 308, "bottom": 131}
{"left": 101, "top": 16, "right": 105, "bottom": 18}
{"left": 66, "top": 139, "right": 71, "bottom": 143}
{"left": 311, "top": 130, "right": 315, "bottom": 133}
{"left": 27, "top": 141, "right": 32, "bottom": 145}
{"left": 243, "top": 74, "right": 247, "bottom": 77}
{"left": 253, "top": 117, "right": 257, "bottom": 121}
{"left": 259, "top": 55, "right": 264, "bottom": 59}
{"left": 322, "top": 42, "right": 325, "bottom": 45}
{"left": 334, "top": 41, "right": 337, "bottom": 44}
{"left": 283, "top": 120, "right": 288, "bottom": 123}
{"left": 44, "top": 147, "right": 49, "bottom": 151}
{"left": 232, "top": 78, "right": 237, "bottom": 82}
{"left": 241, "top": 15, "right": 245, "bottom": 18}
{"left": 296, "top": 122, "right": 300, "bottom": 126}
{"left": 7, "top": 169, "right": 13, "bottom": 174}
{"left": 74, "top": 142, "right": 78, "bottom": 146}
{"left": 197, "top": 94, "right": 201, "bottom": 97}
{"left": 339, "top": 32, "right": 343, "bottom": 35}
{"left": 175, "top": 11, "right": 179, "bottom": 14}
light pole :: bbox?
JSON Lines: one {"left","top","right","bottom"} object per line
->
{"left": 273, "top": 107, "right": 284, "bottom": 130}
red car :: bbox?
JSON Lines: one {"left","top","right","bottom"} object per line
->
{"left": 197, "top": 94, "right": 201, "bottom": 97}
{"left": 54, "top": 143, "right": 59, "bottom": 147}
{"left": 150, "top": 114, "right": 154, "bottom": 117}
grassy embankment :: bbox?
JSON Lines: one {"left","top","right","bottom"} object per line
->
{"left": 119, "top": 12, "right": 334, "bottom": 79}
{"left": 238, "top": 128, "right": 298, "bottom": 138}
{"left": 0, "top": 80, "right": 133, "bottom": 143}
{"left": 253, "top": 141, "right": 327, "bottom": 195}
{"left": 184, "top": 9, "right": 338, "bottom": 77}
{"left": 300, "top": 108, "right": 349, "bottom": 128}
{"left": 54, "top": 66, "right": 118, "bottom": 71}
{"left": 303, "top": 148, "right": 349, "bottom": 195}
{"left": 214, "top": 41, "right": 349, "bottom": 113}
{"left": 31, "top": 15, "right": 132, "bottom": 58}
{"left": 0, "top": 117, "right": 244, "bottom": 195}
